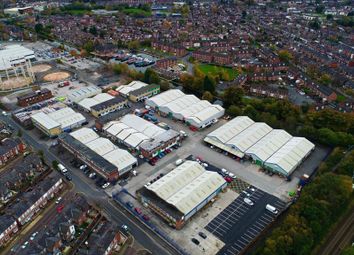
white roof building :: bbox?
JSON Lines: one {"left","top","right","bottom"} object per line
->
{"left": 69, "top": 127, "right": 137, "bottom": 175}
{"left": 31, "top": 107, "right": 86, "bottom": 132}
{"left": 67, "top": 85, "right": 102, "bottom": 103}
{"left": 77, "top": 93, "right": 114, "bottom": 111}
{"left": 0, "top": 44, "right": 35, "bottom": 70}
{"left": 205, "top": 116, "right": 315, "bottom": 176}
{"left": 146, "top": 161, "right": 226, "bottom": 218}
{"left": 246, "top": 130, "right": 292, "bottom": 163}
{"left": 264, "top": 137, "right": 315, "bottom": 176}
{"left": 116, "top": 80, "right": 148, "bottom": 97}
{"left": 146, "top": 90, "right": 225, "bottom": 128}
{"left": 103, "top": 114, "right": 165, "bottom": 148}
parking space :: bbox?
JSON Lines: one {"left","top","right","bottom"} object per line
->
{"left": 205, "top": 186, "right": 287, "bottom": 255}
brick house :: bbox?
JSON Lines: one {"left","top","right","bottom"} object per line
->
{"left": 0, "top": 215, "right": 18, "bottom": 247}
{"left": 0, "top": 138, "right": 26, "bottom": 166}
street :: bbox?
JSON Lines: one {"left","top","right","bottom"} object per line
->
{"left": 0, "top": 114, "right": 180, "bottom": 255}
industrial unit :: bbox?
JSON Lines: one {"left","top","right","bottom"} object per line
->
{"left": 204, "top": 116, "right": 315, "bottom": 177}
{"left": 129, "top": 84, "right": 160, "bottom": 102}
{"left": 116, "top": 80, "right": 149, "bottom": 97}
{"left": 17, "top": 88, "right": 53, "bottom": 107}
{"left": 67, "top": 85, "right": 102, "bottom": 103}
{"left": 31, "top": 107, "right": 86, "bottom": 137}
{"left": 138, "top": 161, "right": 227, "bottom": 229}
{"left": 59, "top": 127, "right": 137, "bottom": 181}
{"left": 145, "top": 89, "right": 225, "bottom": 129}
{"left": 103, "top": 114, "right": 180, "bottom": 157}
{"left": 77, "top": 93, "right": 127, "bottom": 117}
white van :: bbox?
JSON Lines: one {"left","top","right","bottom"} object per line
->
{"left": 58, "top": 163, "right": 67, "bottom": 173}
{"left": 265, "top": 204, "right": 278, "bottom": 214}
{"left": 175, "top": 159, "right": 183, "bottom": 166}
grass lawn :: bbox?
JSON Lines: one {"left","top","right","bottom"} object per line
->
{"left": 122, "top": 8, "right": 151, "bottom": 17}
{"left": 336, "top": 94, "right": 346, "bottom": 103}
{"left": 65, "top": 9, "right": 92, "bottom": 15}
{"left": 198, "top": 64, "right": 239, "bottom": 80}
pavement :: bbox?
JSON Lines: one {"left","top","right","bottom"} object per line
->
{"left": 0, "top": 114, "right": 180, "bottom": 255}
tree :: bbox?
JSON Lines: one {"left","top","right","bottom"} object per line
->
{"left": 278, "top": 50, "right": 293, "bottom": 63}
{"left": 309, "top": 19, "right": 321, "bottom": 30}
{"left": 17, "top": 129, "right": 22, "bottom": 137}
{"left": 203, "top": 75, "right": 216, "bottom": 94}
{"left": 223, "top": 87, "right": 244, "bottom": 106}
{"left": 34, "top": 23, "right": 44, "bottom": 33}
{"left": 319, "top": 73, "right": 332, "bottom": 85}
{"left": 144, "top": 68, "right": 160, "bottom": 84}
{"left": 315, "top": 5, "right": 325, "bottom": 14}
{"left": 82, "top": 40, "right": 94, "bottom": 53}
{"left": 89, "top": 26, "right": 97, "bottom": 35}
{"left": 202, "top": 91, "right": 213, "bottom": 102}
{"left": 227, "top": 105, "right": 242, "bottom": 116}
{"left": 160, "top": 80, "right": 170, "bottom": 91}
{"left": 52, "top": 160, "right": 59, "bottom": 170}
{"left": 127, "top": 40, "right": 140, "bottom": 50}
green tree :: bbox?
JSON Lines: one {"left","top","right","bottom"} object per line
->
{"left": 89, "top": 26, "right": 97, "bottom": 35}
{"left": 309, "top": 19, "right": 321, "bottom": 30}
{"left": 159, "top": 80, "right": 170, "bottom": 91}
{"left": 52, "top": 160, "right": 59, "bottom": 170}
{"left": 82, "top": 40, "right": 95, "bottom": 53}
{"left": 202, "top": 91, "right": 214, "bottom": 102}
{"left": 227, "top": 105, "right": 243, "bottom": 117}
{"left": 223, "top": 87, "right": 244, "bottom": 106}
{"left": 278, "top": 50, "right": 293, "bottom": 62}
{"left": 203, "top": 75, "right": 216, "bottom": 94}
{"left": 144, "top": 68, "right": 160, "bottom": 84}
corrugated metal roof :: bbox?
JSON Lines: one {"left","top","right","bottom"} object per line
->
{"left": 264, "top": 137, "right": 315, "bottom": 174}
{"left": 70, "top": 127, "right": 99, "bottom": 144}
{"left": 147, "top": 161, "right": 226, "bottom": 215}
{"left": 246, "top": 129, "right": 292, "bottom": 162}
{"left": 31, "top": 112, "right": 60, "bottom": 130}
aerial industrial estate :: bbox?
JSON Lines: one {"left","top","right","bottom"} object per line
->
{"left": 0, "top": 1, "right": 353, "bottom": 255}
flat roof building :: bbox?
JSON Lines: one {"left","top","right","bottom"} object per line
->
{"left": 138, "top": 161, "right": 226, "bottom": 229}
{"left": 31, "top": 107, "right": 86, "bottom": 137}
{"left": 146, "top": 89, "right": 225, "bottom": 129}
{"left": 116, "top": 80, "right": 149, "bottom": 97}
{"left": 129, "top": 83, "right": 160, "bottom": 102}
{"left": 67, "top": 85, "right": 101, "bottom": 103}
{"left": 59, "top": 128, "right": 137, "bottom": 180}
{"left": 90, "top": 96, "right": 127, "bottom": 117}
{"left": 204, "top": 116, "right": 315, "bottom": 177}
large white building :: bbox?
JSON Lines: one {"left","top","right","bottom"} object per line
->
{"left": 0, "top": 44, "right": 35, "bottom": 89}
{"left": 103, "top": 114, "right": 165, "bottom": 149}
{"left": 204, "top": 116, "right": 315, "bottom": 177}
{"left": 77, "top": 93, "right": 114, "bottom": 111}
{"left": 67, "top": 85, "right": 102, "bottom": 103}
{"left": 61, "top": 127, "right": 137, "bottom": 179}
{"left": 145, "top": 89, "right": 224, "bottom": 129}
{"left": 31, "top": 107, "right": 86, "bottom": 137}
{"left": 140, "top": 160, "right": 227, "bottom": 228}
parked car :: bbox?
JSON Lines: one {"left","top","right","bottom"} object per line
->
{"left": 198, "top": 232, "right": 207, "bottom": 239}
{"left": 191, "top": 238, "right": 200, "bottom": 245}
{"left": 135, "top": 207, "right": 142, "bottom": 215}
{"left": 142, "top": 214, "right": 150, "bottom": 221}
{"left": 244, "top": 197, "right": 254, "bottom": 206}
{"left": 126, "top": 201, "right": 134, "bottom": 209}
{"left": 102, "top": 182, "right": 110, "bottom": 189}
{"left": 65, "top": 175, "right": 72, "bottom": 181}
{"left": 121, "top": 224, "right": 129, "bottom": 232}
{"left": 55, "top": 197, "right": 62, "bottom": 204}
{"left": 224, "top": 177, "right": 233, "bottom": 183}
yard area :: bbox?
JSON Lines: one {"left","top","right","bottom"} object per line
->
{"left": 122, "top": 8, "right": 152, "bottom": 17}
{"left": 198, "top": 64, "right": 239, "bottom": 80}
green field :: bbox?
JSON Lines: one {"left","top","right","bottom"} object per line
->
{"left": 122, "top": 8, "right": 151, "bottom": 17}
{"left": 198, "top": 64, "right": 239, "bottom": 80}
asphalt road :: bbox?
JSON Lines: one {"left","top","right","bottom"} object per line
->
{"left": 0, "top": 115, "right": 179, "bottom": 255}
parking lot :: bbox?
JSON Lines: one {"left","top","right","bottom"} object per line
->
{"left": 205, "top": 186, "right": 287, "bottom": 255}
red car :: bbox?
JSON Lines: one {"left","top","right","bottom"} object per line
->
{"left": 224, "top": 177, "right": 233, "bottom": 183}
{"left": 135, "top": 207, "right": 142, "bottom": 215}
{"left": 142, "top": 214, "right": 150, "bottom": 221}
{"left": 56, "top": 204, "right": 65, "bottom": 213}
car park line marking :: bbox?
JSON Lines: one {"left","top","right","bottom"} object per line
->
{"left": 262, "top": 214, "right": 274, "bottom": 221}
{"left": 244, "top": 232, "right": 255, "bottom": 239}
{"left": 254, "top": 222, "right": 265, "bottom": 230}
{"left": 237, "top": 239, "right": 248, "bottom": 246}
{"left": 248, "top": 228, "right": 260, "bottom": 236}
{"left": 258, "top": 218, "right": 269, "bottom": 225}
{"left": 261, "top": 215, "right": 273, "bottom": 222}
{"left": 241, "top": 235, "right": 250, "bottom": 243}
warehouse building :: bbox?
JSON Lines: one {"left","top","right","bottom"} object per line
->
{"left": 129, "top": 84, "right": 160, "bottom": 102}
{"left": 138, "top": 161, "right": 226, "bottom": 229}
{"left": 59, "top": 127, "right": 137, "bottom": 181}
{"left": 204, "top": 116, "right": 315, "bottom": 177}
{"left": 103, "top": 114, "right": 180, "bottom": 156}
{"left": 67, "top": 85, "right": 101, "bottom": 103}
{"left": 77, "top": 93, "right": 127, "bottom": 117}
{"left": 77, "top": 93, "right": 114, "bottom": 112}
{"left": 116, "top": 80, "right": 149, "bottom": 97}
{"left": 31, "top": 107, "right": 86, "bottom": 137}
{"left": 145, "top": 89, "right": 225, "bottom": 129}
{"left": 90, "top": 96, "right": 128, "bottom": 117}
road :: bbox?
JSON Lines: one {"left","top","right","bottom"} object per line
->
{"left": 0, "top": 114, "right": 180, "bottom": 255}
